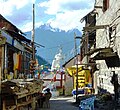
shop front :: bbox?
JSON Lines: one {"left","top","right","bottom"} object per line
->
{"left": 0, "top": 29, "right": 25, "bottom": 80}
{"left": 66, "top": 65, "right": 92, "bottom": 96}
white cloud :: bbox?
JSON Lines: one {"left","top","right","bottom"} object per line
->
{"left": 39, "top": 0, "right": 94, "bottom": 15}
{"left": 20, "top": 22, "right": 33, "bottom": 32}
{"left": 39, "top": 0, "right": 94, "bottom": 31}
{"left": 0, "top": 0, "right": 13, "bottom": 16}
{"left": 0, "top": 0, "right": 32, "bottom": 16}
{"left": 20, "top": 21, "right": 43, "bottom": 32}
{"left": 0, "top": 0, "right": 95, "bottom": 32}
{"left": 47, "top": 9, "right": 91, "bottom": 32}
{"left": 39, "top": 0, "right": 62, "bottom": 15}
{"left": 31, "top": 0, "right": 36, "bottom": 4}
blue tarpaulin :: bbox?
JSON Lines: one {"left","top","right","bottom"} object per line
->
{"left": 79, "top": 96, "right": 96, "bottom": 110}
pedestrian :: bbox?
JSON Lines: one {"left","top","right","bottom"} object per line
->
{"left": 43, "top": 88, "right": 52, "bottom": 108}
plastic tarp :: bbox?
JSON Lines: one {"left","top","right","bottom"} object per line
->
{"left": 66, "top": 65, "right": 91, "bottom": 89}
{"left": 66, "top": 65, "right": 83, "bottom": 76}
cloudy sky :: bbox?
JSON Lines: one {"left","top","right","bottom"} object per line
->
{"left": 0, "top": 0, "right": 95, "bottom": 32}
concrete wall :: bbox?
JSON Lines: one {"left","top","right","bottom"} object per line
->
{"left": 64, "top": 75, "right": 73, "bottom": 96}
{"left": 95, "top": 0, "right": 120, "bottom": 93}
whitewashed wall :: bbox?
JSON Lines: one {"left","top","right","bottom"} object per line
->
{"left": 95, "top": 0, "right": 120, "bottom": 93}
{"left": 64, "top": 75, "right": 73, "bottom": 96}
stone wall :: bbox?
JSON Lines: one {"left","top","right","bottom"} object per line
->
{"left": 95, "top": 0, "right": 120, "bottom": 93}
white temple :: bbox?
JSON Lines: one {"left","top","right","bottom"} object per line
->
{"left": 51, "top": 48, "right": 64, "bottom": 71}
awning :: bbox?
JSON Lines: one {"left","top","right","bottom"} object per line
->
{"left": 67, "top": 65, "right": 91, "bottom": 89}
{"left": 66, "top": 65, "right": 83, "bottom": 76}
{"left": 87, "top": 47, "right": 117, "bottom": 60}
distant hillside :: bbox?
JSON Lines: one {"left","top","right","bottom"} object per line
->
{"left": 36, "top": 55, "right": 51, "bottom": 72}
{"left": 25, "top": 23, "right": 82, "bottom": 64}
{"left": 36, "top": 55, "right": 51, "bottom": 66}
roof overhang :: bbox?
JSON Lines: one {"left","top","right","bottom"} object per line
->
{"left": 6, "top": 30, "right": 31, "bottom": 43}
{"left": 62, "top": 54, "right": 81, "bottom": 68}
{"left": 80, "top": 10, "right": 96, "bottom": 23}
{"left": 0, "top": 14, "right": 25, "bottom": 35}
{"left": 87, "top": 47, "right": 117, "bottom": 60}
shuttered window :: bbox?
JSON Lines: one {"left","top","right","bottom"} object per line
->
{"left": 103, "top": 0, "right": 109, "bottom": 12}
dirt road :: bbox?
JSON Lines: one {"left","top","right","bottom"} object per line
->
{"left": 37, "top": 96, "right": 79, "bottom": 110}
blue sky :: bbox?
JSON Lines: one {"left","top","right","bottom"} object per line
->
{"left": 0, "top": 0, "right": 95, "bottom": 32}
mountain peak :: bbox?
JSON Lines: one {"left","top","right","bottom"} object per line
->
{"left": 39, "top": 23, "right": 52, "bottom": 30}
{"left": 39, "top": 23, "right": 81, "bottom": 34}
{"left": 25, "top": 24, "right": 82, "bottom": 63}
{"left": 39, "top": 23, "right": 62, "bottom": 32}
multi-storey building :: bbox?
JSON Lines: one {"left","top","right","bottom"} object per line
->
{"left": 81, "top": 0, "right": 120, "bottom": 94}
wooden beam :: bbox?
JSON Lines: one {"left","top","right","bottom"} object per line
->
{"left": 94, "top": 6, "right": 103, "bottom": 8}
{"left": 83, "top": 25, "right": 109, "bottom": 31}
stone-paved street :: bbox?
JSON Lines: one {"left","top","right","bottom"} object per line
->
{"left": 37, "top": 96, "right": 79, "bottom": 110}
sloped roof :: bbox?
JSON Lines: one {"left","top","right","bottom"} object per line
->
{"left": 62, "top": 54, "right": 81, "bottom": 68}
{"left": 0, "top": 14, "right": 31, "bottom": 43}
{"left": 6, "top": 30, "right": 31, "bottom": 43}
{"left": 0, "top": 14, "right": 23, "bottom": 34}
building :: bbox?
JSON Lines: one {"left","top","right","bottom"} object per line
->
{"left": 81, "top": 0, "right": 120, "bottom": 94}
{"left": 0, "top": 14, "right": 32, "bottom": 80}
{"left": 62, "top": 55, "right": 80, "bottom": 96}
{"left": 63, "top": 54, "right": 92, "bottom": 96}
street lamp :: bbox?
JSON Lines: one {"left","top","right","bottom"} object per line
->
{"left": 74, "top": 32, "right": 82, "bottom": 103}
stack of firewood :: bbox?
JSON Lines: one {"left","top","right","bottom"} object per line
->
{"left": 1, "top": 79, "right": 44, "bottom": 95}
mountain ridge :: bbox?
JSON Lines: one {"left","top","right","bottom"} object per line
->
{"left": 25, "top": 23, "right": 82, "bottom": 64}
{"left": 38, "top": 23, "right": 81, "bottom": 33}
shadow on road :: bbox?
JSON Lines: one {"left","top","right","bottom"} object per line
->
{"left": 37, "top": 96, "right": 79, "bottom": 110}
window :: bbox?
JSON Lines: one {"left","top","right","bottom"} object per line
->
{"left": 103, "top": 0, "right": 109, "bottom": 12}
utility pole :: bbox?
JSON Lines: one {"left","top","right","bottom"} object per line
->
{"left": 74, "top": 32, "right": 78, "bottom": 103}
{"left": 32, "top": 3, "right": 35, "bottom": 60}
{"left": 31, "top": 3, "right": 35, "bottom": 78}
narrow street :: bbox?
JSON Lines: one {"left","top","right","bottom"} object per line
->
{"left": 1, "top": 1, "right": 120, "bottom": 110}
{"left": 37, "top": 96, "right": 79, "bottom": 110}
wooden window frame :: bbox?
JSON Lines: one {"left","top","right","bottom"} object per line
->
{"left": 103, "top": 0, "right": 109, "bottom": 12}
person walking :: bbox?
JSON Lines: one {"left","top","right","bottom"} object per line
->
{"left": 43, "top": 88, "right": 52, "bottom": 108}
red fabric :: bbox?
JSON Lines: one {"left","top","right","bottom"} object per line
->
{"left": 18, "top": 54, "right": 22, "bottom": 70}
{"left": 53, "top": 74, "right": 56, "bottom": 82}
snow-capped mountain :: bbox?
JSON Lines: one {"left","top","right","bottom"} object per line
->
{"left": 39, "top": 23, "right": 53, "bottom": 31}
{"left": 39, "top": 23, "right": 80, "bottom": 34}
{"left": 25, "top": 23, "right": 81, "bottom": 64}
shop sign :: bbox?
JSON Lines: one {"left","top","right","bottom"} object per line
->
{"left": 1, "top": 30, "right": 12, "bottom": 45}
{"left": 14, "top": 39, "right": 24, "bottom": 51}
